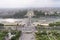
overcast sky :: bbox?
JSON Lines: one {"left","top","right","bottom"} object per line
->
{"left": 0, "top": 0, "right": 60, "bottom": 8}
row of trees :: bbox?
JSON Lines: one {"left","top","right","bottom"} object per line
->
{"left": 34, "top": 10, "right": 45, "bottom": 18}
{"left": 34, "top": 10, "right": 59, "bottom": 18}
{"left": 2, "top": 10, "right": 27, "bottom": 18}
{"left": 0, "top": 23, "right": 4, "bottom": 26}
{"left": 49, "top": 22, "right": 60, "bottom": 26}
{"left": 2, "top": 10, "right": 60, "bottom": 18}
{"left": 13, "top": 10, "right": 27, "bottom": 18}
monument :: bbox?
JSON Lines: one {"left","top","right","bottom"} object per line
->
{"left": 26, "top": 10, "right": 35, "bottom": 27}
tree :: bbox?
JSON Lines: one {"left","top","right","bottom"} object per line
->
{"left": 0, "top": 23, "right": 4, "bottom": 26}
{"left": 13, "top": 10, "right": 27, "bottom": 18}
{"left": 34, "top": 10, "right": 45, "bottom": 18}
{"left": 49, "top": 23, "right": 55, "bottom": 26}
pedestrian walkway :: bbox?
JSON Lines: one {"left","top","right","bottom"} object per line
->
{"left": 19, "top": 32, "right": 35, "bottom": 40}
{"left": 19, "top": 26, "right": 35, "bottom": 40}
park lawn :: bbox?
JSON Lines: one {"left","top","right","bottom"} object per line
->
{"left": 35, "top": 31, "right": 49, "bottom": 40}
{"left": 0, "top": 31, "right": 8, "bottom": 40}
{"left": 35, "top": 30, "right": 60, "bottom": 40}
{"left": 0, "top": 30, "right": 21, "bottom": 40}
{"left": 11, "top": 30, "right": 21, "bottom": 40}
{"left": 49, "top": 36, "right": 55, "bottom": 40}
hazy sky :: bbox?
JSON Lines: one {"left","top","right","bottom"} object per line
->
{"left": 0, "top": 0, "right": 60, "bottom": 8}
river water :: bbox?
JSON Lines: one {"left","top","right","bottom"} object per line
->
{"left": 0, "top": 17, "right": 60, "bottom": 24}
{"left": 0, "top": 17, "right": 60, "bottom": 30}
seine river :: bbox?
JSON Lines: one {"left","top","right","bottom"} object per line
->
{"left": 0, "top": 17, "right": 60, "bottom": 30}
{"left": 0, "top": 17, "right": 60, "bottom": 23}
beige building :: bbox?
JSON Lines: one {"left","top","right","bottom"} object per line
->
{"left": 32, "top": 22, "right": 49, "bottom": 26}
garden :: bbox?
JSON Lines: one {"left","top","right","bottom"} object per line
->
{"left": 0, "top": 30, "right": 8, "bottom": 40}
{"left": 35, "top": 30, "right": 60, "bottom": 40}
{"left": 0, "top": 30, "right": 21, "bottom": 40}
{"left": 11, "top": 30, "right": 21, "bottom": 40}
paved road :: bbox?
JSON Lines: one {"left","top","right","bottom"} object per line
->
{"left": 19, "top": 32, "right": 35, "bottom": 40}
{"left": 17, "top": 26, "right": 36, "bottom": 32}
{"left": 19, "top": 26, "right": 35, "bottom": 40}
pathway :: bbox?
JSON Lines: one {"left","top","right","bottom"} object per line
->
{"left": 19, "top": 26, "right": 35, "bottom": 40}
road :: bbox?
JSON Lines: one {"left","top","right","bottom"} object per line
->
{"left": 18, "top": 26, "right": 35, "bottom": 40}
{"left": 19, "top": 32, "right": 35, "bottom": 40}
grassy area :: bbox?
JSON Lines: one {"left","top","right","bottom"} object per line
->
{"left": 0, "top": 30, "right": 8, "bottom": 40}
{"left": 11, "top": 30, "right": 21, "bottom": 40}
{"left": 0, "top": 30, "right": 21, "bottom": 40}
{"left": 35, "top": 30, "right": 60, "bottom": 40}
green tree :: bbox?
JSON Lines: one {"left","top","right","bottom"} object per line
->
{"left": 13, "top": 10, "right": 27, "bottom": 18}
{"left": 0, "top": 23, "right": 4, "bottom": 26}
{"left": 34, "top": 10, "right": 45, "bottom": 18}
